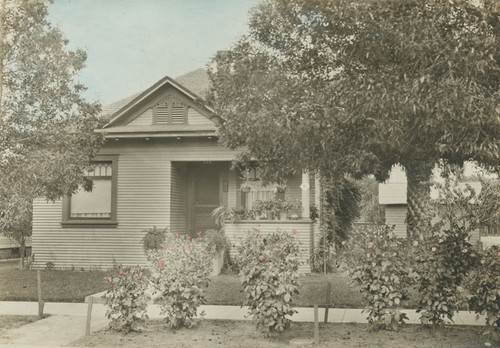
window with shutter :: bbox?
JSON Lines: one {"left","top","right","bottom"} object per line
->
{"left": 154, "top": 95, "right": 187, "bottom": 124}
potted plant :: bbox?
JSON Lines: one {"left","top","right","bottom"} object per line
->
{"left": 211, "top": 205, "right": 229, "bottom": 227}
{"left": 263, "top": 199, "right": 275, "bottom": 220}
{"left": 230, "top": 207, "right": 247, "bottom": 222}
{"left": 272, "top": 198, "right": 286, "bottom": 220}
{"left": 252, "top": 200, "right": 265, "bottom": 220}
{"left": 204, "top": 229, "right": 230, "bottom": 276}
{"left": 288, "top": 199, "right": 302, "bottom": 220}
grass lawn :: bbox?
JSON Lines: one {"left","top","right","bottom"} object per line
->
{"left": 0, "top": 262, "right": 365, "bottom": 307}
{"left": 0, "top": 315, "right": 38, "bottom": 336}
{"left": 0, "top": 266, "right": 109, "bottom": 302}
{"left": 205, "top": 272, "right": 365, "bottom": 308}
{"left": 69, "top": 319, "right": 500, "bottom": 348}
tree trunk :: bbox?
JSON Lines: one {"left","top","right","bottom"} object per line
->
{"left": 20, "top": 237, "right": 26, "bottom": 270}
{"left": 405, "top": 162, "right": 434, "bottom": 239}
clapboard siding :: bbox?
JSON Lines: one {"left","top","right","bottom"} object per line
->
{"left": 384, "top": 205, "right": 407, "bottom": 238}
{"left": 285, "top": 173, "right": 316, "bottom": 208}
{"left": 127, "top": 108, "right": 153, "bottom": 126}
{"left": 225, "top": 221, "right": 313, "bottom": 273}
{"left": 102, "top": 139, "right": 236, "bottom": 161}
{"left": 170, "top": 163, "right": 188, "bottom": 234}
{"left": 188, "top": 108, "right": 212, "bottom": 125}
{"left": 32, "top": 146, "right": 171, "bottom": 270}
{"left": 0, "top": 235, "right": 31, "bottom": 249}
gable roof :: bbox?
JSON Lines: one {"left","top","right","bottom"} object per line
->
{"left": 102, "top": 69, "right": 213, "bottom": 128}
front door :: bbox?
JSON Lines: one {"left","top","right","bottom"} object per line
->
{"left": 188, "top": 163, "right": 222, "bottom": 233}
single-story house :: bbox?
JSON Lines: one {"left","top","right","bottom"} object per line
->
{"left": 31, "top": 69, "right": 320, "bottom": 272}
{"left": 0, "top": 235, "right": 31, "bottom": 260}
{"left": 379, "top": 164, "right": 500, "bottom": 247}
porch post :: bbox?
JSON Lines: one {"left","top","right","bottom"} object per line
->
{"left": 301, "top": 171, "right": 310, "bottom": 220}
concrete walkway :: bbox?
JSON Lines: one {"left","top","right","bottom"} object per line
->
{"left": 0, "top": 301, "right": 487, "bottom": 347}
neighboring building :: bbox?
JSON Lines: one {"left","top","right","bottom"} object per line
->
{"left": 31, "top": 69, "right": 319, "bottom": 272}
{"left": 379, "top": 164, "right": 499, "bottom": 247}
{"left": 0, "top": 235, "right": 31, "bottom": 260}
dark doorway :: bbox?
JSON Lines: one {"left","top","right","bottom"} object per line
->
{"left": 187, "top": 162, "right": 223, "bottom": 233}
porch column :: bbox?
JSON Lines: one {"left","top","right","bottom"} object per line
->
{"left": 301, "top": 171, "right": 310, "bottom": 220}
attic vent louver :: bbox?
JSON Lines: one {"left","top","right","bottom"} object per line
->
{"left": 154, "top": 95, "right": 187, "bottom": 125}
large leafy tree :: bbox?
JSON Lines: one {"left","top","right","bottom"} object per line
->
{"left": 209, "top": 0, "right": 500, "bottom": 238}
{"left": 0, "top": 0, "right": 103, "bottom": 267}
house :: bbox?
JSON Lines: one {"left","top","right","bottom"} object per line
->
{"left": 0, "top": 235, "right": 31, "bottom": 260}
{"left": 379, "top": 164, "right": 500, "bottom": 247}
{"left": 31, "top": 69, "right": 320, "bottom": 272}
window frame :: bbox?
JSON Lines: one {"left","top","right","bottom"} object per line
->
{"left": 62, "top": 155, "right": 119, "bottom": 228}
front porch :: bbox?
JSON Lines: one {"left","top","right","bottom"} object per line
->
{"left": 172, "top": 162, "right": 318, "bottom": 272}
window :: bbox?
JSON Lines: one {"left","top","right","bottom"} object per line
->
{"left": 154, "top": 95, "right": 187, "bottom": 124}
{"left": 62, "top": 155, "right": 118, "bottom": 227}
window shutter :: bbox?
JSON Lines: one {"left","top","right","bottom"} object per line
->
{"left": 156, "top": 106, "right": 169, "bottom": 124}
{"left": 154, "top": 95, "right": 186, "bottom": 124}
{"left": 171, "top": 101, "right": 185, "bottom": 124}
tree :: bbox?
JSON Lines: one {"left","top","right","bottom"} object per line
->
{"left": 209, "top": 0, "right": 500, "bottom": 238}
{"left": 0, "top": 0, "right": 103, "bottom": 268}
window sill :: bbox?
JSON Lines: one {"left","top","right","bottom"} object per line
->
{"left": 61, "top": 220, "right": 118, "bottom": 228}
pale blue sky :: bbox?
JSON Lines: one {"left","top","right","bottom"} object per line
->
{"left": 48, "top": 0, "right": 260, "bottom": 105}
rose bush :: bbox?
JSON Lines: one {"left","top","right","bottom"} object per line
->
{"left": 236, "top": 229, "right": 301, "bottom": 335}
{"left": 147, "top": 232, "right": 213, "bottom": 329}
{"left": 467, "top": 246, "right": 500, "bottom": 329}
{"left": 342, "top": 226, "right": 410, "bottom": 330}
{"left": 411, "top": 227, "right": 477, "bottom": 326}
{"left": 104, "top": 265, "right": 150, "bottom": 333}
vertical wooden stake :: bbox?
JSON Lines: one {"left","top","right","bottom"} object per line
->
{"left": 37, "top": 270, "right": 44, "bottom": 319}
{"left": 85, "top": 297, "right": 94, "bottom": 336}
{"left": 314, "top": 304, "right": 319, "bottom": 346}
{"left": 324, "top": 281, "right": 331, "bottom": 323}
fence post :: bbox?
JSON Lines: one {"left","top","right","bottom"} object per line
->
{"left": 324, "top": 281, "right": 331, "bottom": 323}
{"left": 314, "top": 304, "right": 319, "bottom": 346}
{"left": 85, "top": 296, "right": 94, "bottom": 336}
{"left": 37, "top": 270, "right": 44, "bottom": 319}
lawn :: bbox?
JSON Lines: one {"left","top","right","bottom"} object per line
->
{"left": 205, "top": 272, "right": 365, "bottom": 308}
{"left": 69, "top": 319, "right": 500, "bottom": 348}
{"left": 0, "top": 315, "right": 38, "bottom": 336}
{"left": 0, "top": 265, "right": 109, "bottom": 302}
{"left": 0, "top": 262, "right": 365, "bottom": 307}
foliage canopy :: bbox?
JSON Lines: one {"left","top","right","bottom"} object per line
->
{"left": 0, "top": 0, "right": 103, "bottom": 259}
{"left": 209, "top": 0, "right": 500, "bottom": 237}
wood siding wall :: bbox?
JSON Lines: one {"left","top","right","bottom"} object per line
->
{"left": 170, "top": 163, "right": 188, "bottom": 234}
{"left": 0, "top": 235, "right": 31, "bottom": 249}
{"left": 127, "top": 108, "right": 153, "bottom": 126}
{"left": 225, "top": 221, "right": 313, "bottom": 273}
{"left": 285, "top": 173, "right": 316, "bottom": 206}
{"left": 384, "top": 205, "right": 407, "bottom": 238}
{"left": 188, "top": 108, "right": 213, "bottom": 125}
{"left": 32, "top": 138, "right": 236, "bottom": 269}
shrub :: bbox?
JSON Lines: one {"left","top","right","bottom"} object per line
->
{"left": 412, "top": 227, "right": 476, "bottom": 326}
{"left": 342, "top": 226, "right": 410, "bottom": 330}
{"left": 236, "top": 229, "right": 301, "bottom": 335}
{"left": 104, "top": 265, "right": 150, "bottom": 333}
{"left": 467, "top": 246, "right": 500, "bottom": 330}
{"left": 148, "top": 233, "right": 213, "bottom": 329}
{"left": 141, "top": 226, "right": 167, "bottom": 252}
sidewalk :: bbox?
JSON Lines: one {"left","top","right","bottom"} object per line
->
{"left": 0, "top": 300, "right": 487, "bottom": 347}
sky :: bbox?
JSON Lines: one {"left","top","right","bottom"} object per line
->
{"left": 48, "top": 0, "right": 261, "bottom": 106}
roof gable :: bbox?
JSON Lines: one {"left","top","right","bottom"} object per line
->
{"left": 103, "top": 71, "right": 215, "bottom": 129}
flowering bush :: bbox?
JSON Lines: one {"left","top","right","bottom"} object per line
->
{"left": 467, "top": 246, "right": 500, "bottom": 329}
{"left": 342, "top": 226, "right": 410, "bottom": 330}
{"left": 236, "top": 229, "right": 301, "bottom": 335}
{"left": 412, "top": 227, "right": 476, "bottom": 326}
{"left": 104, "top": 265, "right": 150, "bottom": 333}
{"left": 148, "top": 233, "right": 213, "bottom": 329}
